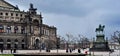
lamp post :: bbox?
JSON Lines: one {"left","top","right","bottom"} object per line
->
{"left": 56, "top": 35, "right": 59, "bottom": 53}
{"left": 39, "top": 38, "right": 41, "bottom": 52}
{"left": 47, "top": 36, "right": 50, "bottom": 52}
{"left": 119, "top": 44, "right": 120, "bottom": 56}
{"left": 56, "top": 38, "right": 59, "bottom": 53}
{"left": 66, "top": 34, "right": 70, "bottom": 53}
{"left": 89, "top": 38, "right": 92, "bottom": 56}
{"left": 93, "top": 37, "right": 95, "bottom": 56}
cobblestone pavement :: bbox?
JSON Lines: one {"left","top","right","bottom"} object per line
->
{"left": 0, "top": 49, "right": 120, "bottom": 56}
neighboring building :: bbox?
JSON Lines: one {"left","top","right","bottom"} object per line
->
{"left": 109, "top": 42, "right": 120, "bottom": 49}
{"left": 0, "top": 0, "right": 57, "bottom": 49}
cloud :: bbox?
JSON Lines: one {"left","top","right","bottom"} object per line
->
{"left": 6, "top": 0, "right": 120, "bottom": 39}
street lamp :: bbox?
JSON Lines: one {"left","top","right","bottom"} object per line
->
{"left": 93, "top": 37, "right": 95, "bottom": 56}
{"left": 48, "top": 36, "right": 50, "bottom": 52}
{"left": 39, "top": 38, "right": 41, "bottom": 52}
{"left": 56, "top": 35, "right": 60, "bottom": 53}
{"left": 119, "top": 46, "right": 120, "bottom": 56}
{"left": 56, "top": 37, "right": 59, "bottom": 53}
{"left": 66, "top": 34, "right": 70, "bottom": 53}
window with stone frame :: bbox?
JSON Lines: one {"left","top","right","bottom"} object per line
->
{"left": 0, "top": 25, "right": 4, "bottom": 33}
{"left": 5, "top": 17, "right": 9, "bottom": 20}
{"left": 0, "top": 39, "right": 3, "bottom": 42}
{"left": 21, "top": 26, "right": 25, "bottom": 34}
{"left": 7, "top": 39, "right": 11, "bottom": 42}
{"left": 14, "top": 26, "right": 18, "bottom": 33}
{"left": 20, "top": 14, "right": 22, "bottom": 17}
{"left": 33, "top": 19, "right": 39, "bottom": 26}
{"left": 22, "top": 39, "right": 24, "bottom": 42}
{"left": 0, "top": 16, "right": 3, "bottom": 20}
{"left": 15, "top": 39, "right": 18, "bottom": 42}
{"left": 6, "top": 25, "right": 11, "bottom": 33}
{"left": 16, "top": 13, "right": 18, "bottom": 16}
{"left": 0, "top": 12, "right": 3, "bottom": 15}
{"left": 10, "top": 17, "right": 14, "bottom": 21}
{"left": 5, "top": 13, "right": 8, "bottom": 16}
{"left": 11, "top": 13, "right": 13, "bottom": 16}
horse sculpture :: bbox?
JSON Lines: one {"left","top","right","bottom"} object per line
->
{"left": 95, "top": 24, "right": 105, "bottom": 32}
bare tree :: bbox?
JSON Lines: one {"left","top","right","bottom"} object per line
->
{"left": 66, "top": 33, "right": 81, "bottom": 50}
{"left": 66, "top": 33, "right": 73, "bottom": 49}
{"left": 77, "top": 34, "right": 90, "bottom": 48}
{"left": 111, "top": 31, "right": 120, "bottom": 44}
{"left": 59, "top": 36, "right": 66, "bottom": 49}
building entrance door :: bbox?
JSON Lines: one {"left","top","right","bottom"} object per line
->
{"left": 7, "top": 44, "right": 11, "bottom": 49}
{"left": 41, "top": 43, "right": 45, "bottom": 50}
{"left": 14, "top": 44, "right": 18, "bottom": 49}
{"left": 35, "top": 39, "right": 39, "bottom": 49}
{"left": 22, "top": 44, "right": 24, "bottom": 49}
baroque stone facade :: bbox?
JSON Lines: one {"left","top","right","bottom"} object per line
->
{"left": 0, "top": 0, "right": 57, "bottom": 49}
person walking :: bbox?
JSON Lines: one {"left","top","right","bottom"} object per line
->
{"left": 78, "top": 48, "right": 81, "bottom": 53}
{"left": 10, "top": 48, "right": 12, "bottom": 53}
{"left": 66, "top": 49, "right": 68, "bottom": 53}
{"left": 1, "top": 48, "right": 3, "bottom": 54}
{"left": 13, "top": 48, "right": 16, "bottom": 53}
{"left": 70, "top": 49, "right": 72, "bottom": 53}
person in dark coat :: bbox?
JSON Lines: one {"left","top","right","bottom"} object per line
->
{"left": 1, "top": 48, "right": 3, "bottom": 54}
{"left": 10, "top": 48, "right": 12, "bottom": 53}
{"left": 13, "top": 48, "right": 16, "bottom": 53}
{"left": 66, "top": 49, "right": 68, "bottom": 53}
{"left": 78, "top": 48, "right": 81, "bottom": 53}
{"left": 70, "top": 49, "right": 72, "bottom": 53}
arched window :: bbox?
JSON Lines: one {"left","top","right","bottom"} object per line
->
{"left": 7, "top": 39, "right": 11, "bottom": 42}
{"left": 14, "top": 26, "right": 18, "bottom": 33}
{"left": 22, "top": 39, "right": 24, "bottom": 42}
{"left": 33, "top": 19, "right": 39, "bottom": 26}
{"left": 0, "top": 12, "right": 3, "bottom": 15}
{"left": 15, "top": 39, "right": 18, "bottom": 42}
{"left": 0, "top": 39, "right": 3, "bottom": 42}
{"left": 14, "top": 39, "right": 18, "bottom": 49}
{"left": 0, "top": 25, "right": 4, "bottom": 33}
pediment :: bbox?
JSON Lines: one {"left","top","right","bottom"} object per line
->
{"left": 0, "top": 0, "right": 16, "bottom": 9}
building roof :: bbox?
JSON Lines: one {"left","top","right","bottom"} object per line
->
{"left": 43, "top": 24, "right": 57, "bottom": 29}
{"left": 0, "top": 0, "right": 19, "bottom": 10}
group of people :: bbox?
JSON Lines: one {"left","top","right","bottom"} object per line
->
{"left": 66, "top": 48, "right": 81, "bottom": 53}
{"left": 1, "top": 48, "right": 16, "bottom": 54}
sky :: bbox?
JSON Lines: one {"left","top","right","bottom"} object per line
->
{"left": 6, "top": 0, "right": 120, "bottom": 40}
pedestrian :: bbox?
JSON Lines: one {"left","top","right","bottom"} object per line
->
{"left": 1, "top": 48, "right": 3, "bottom": 54}
{"left": 78, "top": 49, "right": 81, "bottom": 53}
{"left": 10, "top": 48, "right": 12, "bottom": 53}
{"left": 70, "top": 49, "right": 72, "bottom": 53}
{"left": 66, "top": 49, "right": 68, "bottom": 53}
{"left": 13, "top": 48, "right": 16, "bottom": 53}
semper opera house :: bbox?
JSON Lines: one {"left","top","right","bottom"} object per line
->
{"left": 0, "top": 0, "right": 57, "bottom": 50}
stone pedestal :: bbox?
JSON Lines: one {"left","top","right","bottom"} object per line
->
{"left": 89, "top": 24, "right": 111, "bottom": 52}
{"left": 89, "top": 42, "right": 111, "bottom": 51}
